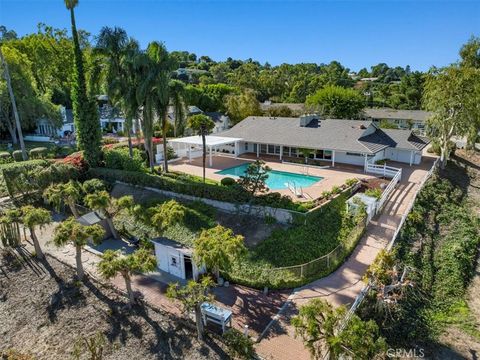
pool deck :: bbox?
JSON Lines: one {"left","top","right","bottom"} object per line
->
{"left": 168, "top": 154, "right": 376, "bottom": 201}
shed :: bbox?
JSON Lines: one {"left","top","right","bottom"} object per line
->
{"left": 76, "top": 211, "right": 112, "bottom": 240}
{"left": 150, "top": 237, "right": 205, "bottom": 280}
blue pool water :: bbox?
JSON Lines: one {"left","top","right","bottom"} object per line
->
{"left": 216, "top": 163, "right": 323, "bottom": 190}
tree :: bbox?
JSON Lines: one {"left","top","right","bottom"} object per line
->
{"left": 43, "top": 180, "right": 82, "bottom": 218}
{"left": 65, "top": 0, "right": 102, "bottom": 166}
{"left": 193, "top": 225, "right": 246, "bottom": 279}
{"left": 95, "top": 27, "right": 140, "bottom": 158}
{"left": 238, "top": 160, "right": 270, "bottom": 195}
{"left": 0, "top": 46, "right": 27, "bottom": 159}
{"left": 149, "top": 199, "right": 185, "bottom": 234}
{"left": 169, "top": 79, "right": 187, "bottom": 137}
{"left": 84, "top": 191, "right": 133, "bottom": 240}
{"left": 305, "top": 85, "right": 365, "bottom": 119}
{"left": 166, "top": 276, "right": 214, "bottom": 341}
{"left": 187, "top": 114, "right": 215, "bottom": 182}
{"left": 225, "top": 88, "right": 261, "bottom": 124}
{"left": 292, "top": 298, "right": 386, "bottom": 360}
{"left": 98, "top": 248, "right": 156, "bottom": 305}
{"left": 459, "top": 36, "right": 480, "bottom": 69}
{"left": 52, "top": 216, "right": 105, "bottom": 280}
{"left": 423, "top": 66, "right": 475, "bottom": 168}
{"left": 21, "top": 205, "right": 52, "bottom": 259}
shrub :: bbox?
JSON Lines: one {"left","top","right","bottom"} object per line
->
{"left": 375, "top": 159, "right": 387, "bottom": 165}
{"left": 29, "top": 147, "right": 49, "bottom": 159}
{"left": 104, "top": 147, "right": 144, "bottom": 172}
{"left": 365, "top": 188, "right": 382, "bottom": 199}
{"left": 62, "top": 151, "right": 88, "bottom": 172}
{"left": 220, "top": 177, "right": 236, "bottom": 186}
{"left": 345, "top": 178, "right": 358, "bottom": 187}
{"left": 0, "top": 152, "right": 12, "bottom": 164}
{"left": 101, "top": 136, "right": 119, "bottom": 145}
{"left": 222, "top": 329, "right": 255, "bottom": 359}
{"left": 82, "top": 178, "right": 107, "bottom": 194}
{"left": 12, "top": 150, "right": 24, "bottom": 162}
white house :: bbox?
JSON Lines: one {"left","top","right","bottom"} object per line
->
{"left": 363, "top": 108, "right": 432, "bottom": 133}
{"left": 217, "top": 115, "right": 430, "bottom": 168}
{"left": 151, "top": 237, "right": 205, "bottom": 280}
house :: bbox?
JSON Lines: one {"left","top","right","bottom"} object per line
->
{"left": 363, "top": 108, "right": 432, "bottom": 133}
{"left": 167, "top": 106, "right": 230, "bottom": 135}
{"left": 151, "top": 237, "right": 204, "bottom": 280}
{"left": 218, "top": 115, "right": 430, "bottom": 167}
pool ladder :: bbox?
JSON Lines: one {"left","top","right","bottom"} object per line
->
{"left": 285, "top": 181, "right": 304, "bottom": 198}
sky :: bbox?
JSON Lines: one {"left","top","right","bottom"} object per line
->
{"left": 1, "top": 0, "right": 479, "bottom": 72}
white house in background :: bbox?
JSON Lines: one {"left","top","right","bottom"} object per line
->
{"left": 214, "top": 115, "right": 430, "bottom": 168}
{"left": 168, "top": 106, "right": 230, "bottom": 135}
{"left": 151, "top": 237, "right": 205, "bottom": 280}
{"left": 363, "top": 108, "right": 432, "bottom": 133}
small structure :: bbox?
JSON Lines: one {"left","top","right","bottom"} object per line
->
{"left": 346, "top": 193, "right": 378, "bottom": 221}
{"left": 167, "top": 135, "right": 243, "bottom": 167}
{"left": 151, "top": 237, "right": 204, "bottom": 280}
{"left": 76, "top": 211, "right": 112, "bottom": 240}
{"left": 201, "top": 302, "right": 232, "bottom": 334}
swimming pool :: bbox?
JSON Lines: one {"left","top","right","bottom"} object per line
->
{"left": 216, "top": 163, "right": 323, "bottom": 190}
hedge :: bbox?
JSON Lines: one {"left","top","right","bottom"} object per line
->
{"left": 29, "top": 147, "right": 49, "bottom": 159}
{"left": 12, "top": 150, "right": 23, "bottom": 162}
{"left": 103, "top": 147, "right": 145, "bottom": 172}
{"left": 88, "top": 167, "right": 309, "bottom": 212}
{"left": 0, "top": 152, "right": 12, "bottom": 164}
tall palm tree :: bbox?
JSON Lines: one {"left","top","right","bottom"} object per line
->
{"left": 169, "top": 79, "right": 187, "bottom": 138}
{"left": 95, "top": 27, "right": 140, "bottom": 158}
{"left": 187, "top": 114, "right": 215, "bottom": 182}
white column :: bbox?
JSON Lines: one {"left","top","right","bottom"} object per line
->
{"left": 409, "top": 150, "right": 414, "bottom": 166}
{"left": 279, "top": 145, "right": 283, "bottom": 161}
{"left": 209, "top": 145, "right": 213, "bottom": 167}
{"left": 189, "top": 145, "right": 192, "bottom": 162}
{"left": 364, "top": 154, "right": 368, "bottom": 173}
{"left": 234, "top": 142, "right": 238, "bottom": 158}
{"left": 256, "top": 143, "right": 260, "bottom": 158}
{"left": 332, "top": 150, "right": 335, "bottom": 167}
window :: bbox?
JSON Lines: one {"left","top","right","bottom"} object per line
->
{"left": 268, "top": 144, "right": 275, "bottom": 154}
{"left": 315, "top": 150, "right": 324, "bottom": 159}
{"left": 171, "top": 256, "right": 178, "bottom": 267}
{"left": 283, "top": 146, "right": 290, "bottom": 156}
{"left": 244, "top": 142, "right": 249, "bottom": 151}
{"left": 324, "top": 150, "right": 332, "bottom": 160}
{"left": 290, "top": 148, "right": 297, "bottom": 156}
{"left": 346, "top": 152, "right": 363, "bottom": 157}
{"left": 260, "top": 144, "right": 267, "bottom": 154}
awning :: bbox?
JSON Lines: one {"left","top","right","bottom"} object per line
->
{"left": 168, "top": 135, "right": 243, "bottom": 147}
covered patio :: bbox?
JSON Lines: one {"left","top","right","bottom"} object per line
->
{"left": 168, "top": 135, "right": 243, "bottom": 167}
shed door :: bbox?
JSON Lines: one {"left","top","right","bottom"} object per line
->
{"left": 167, "top": 250, "right": 184, "bottom": 279}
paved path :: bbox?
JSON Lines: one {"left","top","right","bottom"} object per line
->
{"left": 255, "top": 160, "right": 433, "bottom": 360}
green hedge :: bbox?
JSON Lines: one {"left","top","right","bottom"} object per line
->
{"left": 29, "top": 147, "right": 49, "bottom": 159}
{"left": 12, "top": 150, "right": 23, "bottom": 162}
{"left": 87, "top": 167, "right": 308, "bottom": 212}
{"left": 104, "top": 147, "right": 145, "bottom": 172}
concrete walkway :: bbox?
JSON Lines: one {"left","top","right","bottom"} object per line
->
{"left": 255, "top": 159, "right": 434, "bottom": 360}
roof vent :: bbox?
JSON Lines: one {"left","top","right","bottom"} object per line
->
{"left": 360, "top": 124, "right": 367, "bottom": 129}
{"left": 299, "top": 114, "right": 317, "bottom": 127}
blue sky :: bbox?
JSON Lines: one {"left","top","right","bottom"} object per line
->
{"left": 1, "top": 0, "right": 479, "bottom": 71}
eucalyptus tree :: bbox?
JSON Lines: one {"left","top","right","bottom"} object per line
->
{"left": 98, "top": 248, "right": 156, "bottom": 306}
{"left": 187, "top": 114, "right": 215, "bottom": 182}
{"left": 53, "top": 216, "right": 105, "bottom": 280}
{"left": 95, "top": 27, "right": 140, "bottom": 158}
{"left": 64, "top": 0, "right": 102, "bottom": 166}
{"left": 21, "top": 206, "right": 52, "bottom": 259}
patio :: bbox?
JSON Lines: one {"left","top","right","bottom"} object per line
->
{"left": 168, "top": 154, "right": 377, "bottom": 201}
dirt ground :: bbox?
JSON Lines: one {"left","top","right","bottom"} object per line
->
{"left": 436, "top": 149, "right": 480, "bottom": 359}
{"left": 0, "top": 252, "right": 230, "bottom": 360}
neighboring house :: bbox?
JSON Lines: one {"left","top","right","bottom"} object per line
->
{"left": 168, "top": 106, "right": 230, "bottom": 135}
{"left": 219, "top": 115, "right": 429, "bottom": 167}
{"left": 151, "top": 237, "right": 205, "bottom": 281}
{"left": 35, "top": 106, "right": 74, "bottom": 138}
{"left": 363, "top": 108, "right": 432, "bottom": 133}
{"left": 260, "top": 101, "right": 306, "bottom": 116}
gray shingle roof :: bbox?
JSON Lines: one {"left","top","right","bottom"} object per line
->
{"left": 363, "top": 108, "right": 432, "bottom": 122}
{"left": 220, "top": 116, "right": 430, "bottom": 154}
{"left": 220, "top": 116, "right": 378, "bottom": 153}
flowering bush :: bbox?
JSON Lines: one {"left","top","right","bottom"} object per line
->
{"left": 62, "top": 151, "right": 88, "bottom": 172}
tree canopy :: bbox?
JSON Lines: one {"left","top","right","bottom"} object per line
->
{"left": 306, "top": 85, "right": 365, "bottom": 119}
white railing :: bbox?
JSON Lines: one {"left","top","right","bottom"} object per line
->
{"left": 337, "top": 157, "right": 439, "bottom": 335}
{"left": 285, "top": 181, "right": 304, "bottom": 198}
{"left": 365, "top": 162, "right": 401, "bottom": 179}
{"left": 376, "top": 168, "right": 402, "bottom": 214}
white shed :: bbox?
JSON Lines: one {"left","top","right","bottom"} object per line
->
{"left": 151, "top": 237, "right": 204, "bottom": 280}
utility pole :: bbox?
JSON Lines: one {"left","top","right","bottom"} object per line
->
{"left": 0, "top": 45, "right": 28, "bottom": 160}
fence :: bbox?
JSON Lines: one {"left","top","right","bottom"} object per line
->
{"left": 263, "top": 215, "right": 367, "bottom": 281}
{"left": 337, "top": 157, "right": 440, "bottom": 334}
{"left": 365, "top": 162, "right": 401, "bottom": 179}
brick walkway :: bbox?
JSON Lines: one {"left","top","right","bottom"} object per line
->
{"left": 255, "top": 159, "right": 434, "bottom": 360}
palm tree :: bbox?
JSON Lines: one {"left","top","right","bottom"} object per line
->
{"left": 169, "top": 79, "right": 187, "bottom": 137}
{"left": 187, "top": 114, "right": 215, "bottom": 182}
{"left": 43, "top": 180, "right": 82, "bottom": 218}
{"left": 98, "top": 248, "right": 156, "bottom": 306}
{"left": 52, "top": 217, "right": 104, "bottom": 280}
{"left": 95, "top": 27, "right": 140, "bottom": 158}
{"left": 21, "top": 206, "right": 52, "bottom": 259}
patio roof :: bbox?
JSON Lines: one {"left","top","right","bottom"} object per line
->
{"left": 169, "top": 135, "right": 243, "bottom": 147}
